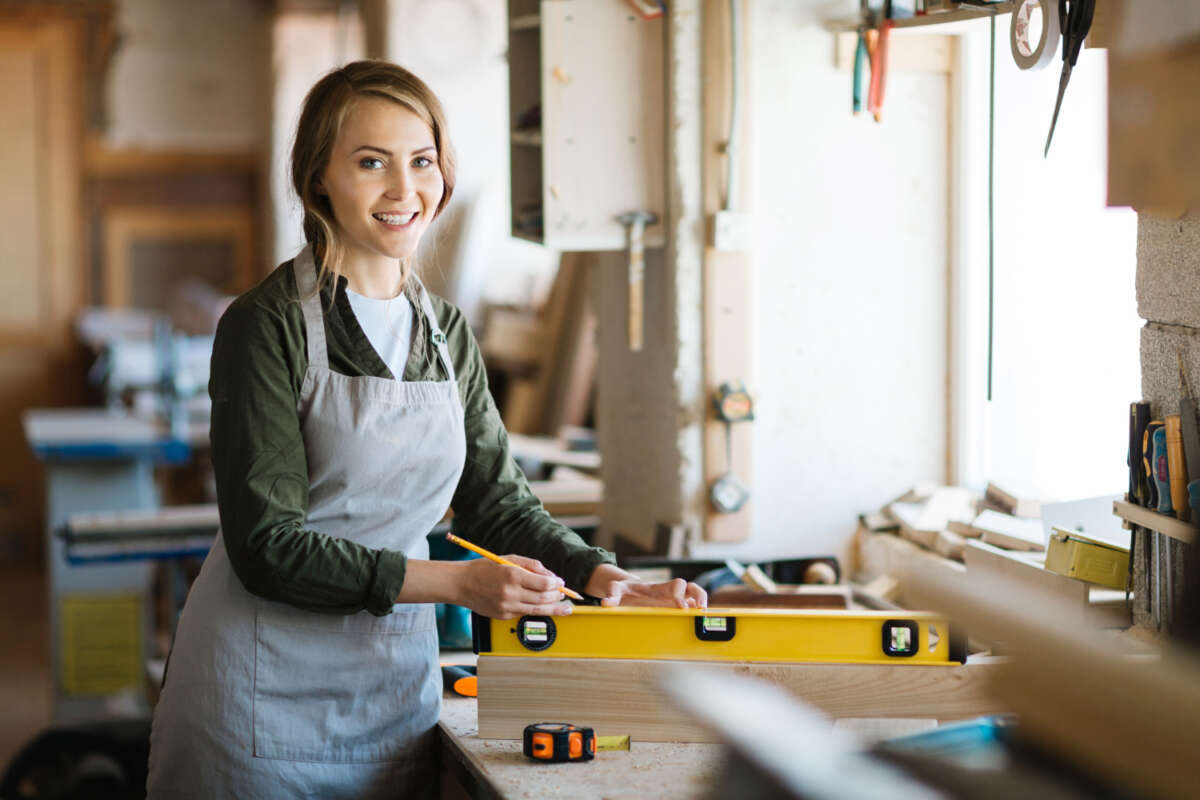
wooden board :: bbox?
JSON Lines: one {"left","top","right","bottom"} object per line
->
{"left": 854, "top": 528, "right": 966, "bottom": 608}
{"left": 959, "top": 540, "right": 1128, "bottom": 629}
{"left": 1107, "top": 16, "right": 1200, "bottom": 210}
{"left": 908, "top": 554, "right": 1200, "bottom": 800}
{"left": 933, "top": 529, "right": 966, "bottom": 561}
{"left": 0, "top": 19, "right": 88, "bottom": 563}
{"left": 477, "top": 655, "right": 1007, "bottom": 742}
{"left": 701, "top": 0, "right": 753, "bottom": 542}
{"left": 970, "top": 510, "right": 1045, "bottom": 552}
{"left": 708, "top": 584, "right": 851, "bottom": 609}
{"left": 963, "top": 539, "right": 1084, "bottom": 605}
{"left": 946, "top": 519, "right": 980, "bottom": 538}
{"left": 1113, "top": 499, "right": 1197, "bottom": 545}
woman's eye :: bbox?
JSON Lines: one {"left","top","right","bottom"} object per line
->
{"left": 413, "top": 156, "right": 433, "bottom": 168}
{"left": 359, "top": 157, "right": 385, "bottom": 170}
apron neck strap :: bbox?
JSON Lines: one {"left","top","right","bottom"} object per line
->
{"left": 294, "top": 246, "right": 455, "bottom": 383}
{"left": 411, "top": 276, "right": 456, "bottom": 384}
{"left": 294, "top": 245, "right": 329, "bottom": 370}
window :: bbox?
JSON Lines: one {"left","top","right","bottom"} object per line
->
{"left": 952, "top": 26, "right": 1139, "bottom": 501}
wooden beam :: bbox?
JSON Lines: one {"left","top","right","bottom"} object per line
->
{"left": 477, "top": 655, "right": 1007, "bottom": 742}
{"left": 906, "top": 557, "right": 1200, "bottom": 800}
{"left": 702, "top": 0, "right": 753, "bottom": 541}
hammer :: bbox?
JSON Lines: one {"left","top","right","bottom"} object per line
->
{"left": 616, "top": 211, "right": 658, "bottom": 352}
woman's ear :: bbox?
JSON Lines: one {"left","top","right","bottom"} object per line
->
{"left": 314, "top": 180, "right": 327, "bottom": 196}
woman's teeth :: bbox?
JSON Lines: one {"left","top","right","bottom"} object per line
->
{"left": 374, "top": 212, "right": 416, "bottom": 225}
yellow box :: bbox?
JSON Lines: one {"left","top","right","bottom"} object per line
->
{"left": 60, "top": 593, "right": 142, "bottom": 696}
{"left": 1045, "top": 527, "right": 1130, "bottom": 590}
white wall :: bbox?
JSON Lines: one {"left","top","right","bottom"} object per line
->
{"left": 105, "top": 0, "right": 268, "bottom": 151}
{"left": 692, "top": 0, "right": 952, "bottom": 563}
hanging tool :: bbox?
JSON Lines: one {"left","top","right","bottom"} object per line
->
{"left": 852, "top": 0, "right": 871, "bottom": 114}
{"left": 625, "top": 0, "right": 666, "bottom": 19}
{"left": 1178, "top": 353, "right": 1200, "bottom": 523}
{"left": 867, "top": 0, "right": 894, "bottom": 121}
{"left": 853, "top": 26, "right": 870, "bottom": 114}
{"left": 1043, "top": 0, "right": 1095, "bottom": 157}
{"left": 1152, "top": 425, "right": 1174, "bottom": 516}
{"left": 616, "top": 211, "right": 659, "bottom": 352}
{"left": 524, "top": 723, "right": 596, "bottom": 763}
{"left": 710, "top": 381, "right": 753, "bottom": 513}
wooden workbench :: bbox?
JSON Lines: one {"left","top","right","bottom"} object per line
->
{"left": 436, "top": 694, "right": 939, "bottom": 798}
{"left": 437, "top": 695, "right": 725, "bottom": 799}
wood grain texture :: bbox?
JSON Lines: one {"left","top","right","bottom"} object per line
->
{"left": 908, "top": 555, "right": 1200, "bottom": 800}
{"left": 477, "top": 656, "right": 1006, "bottom": 742}
{"left": 1113, "top": 499, "right": 1197, "bottom": 545}
{"left": 702, "top": 0, "right": 753, "bottom": 542}
{"left": 962, "top": 539, "right": 1087, "bottom": 608}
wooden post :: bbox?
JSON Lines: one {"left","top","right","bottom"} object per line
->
{"left": 702, "top": 0, "right": 754, "bottom": 541}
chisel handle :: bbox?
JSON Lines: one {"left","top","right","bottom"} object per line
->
{"left": 1152, "top": 427, "right": 1174, "bottom": 516}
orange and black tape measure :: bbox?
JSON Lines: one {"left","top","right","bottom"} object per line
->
{"left": 523, "top": 722, "right": 595, "bottom": 763}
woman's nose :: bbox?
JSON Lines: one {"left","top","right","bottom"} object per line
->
{"left": 385, "top": 168, "right": 412, "bottom": 200}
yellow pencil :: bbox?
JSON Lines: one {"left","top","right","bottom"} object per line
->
{"left": 445, "top": 532, "right": 585, "bottom": 601}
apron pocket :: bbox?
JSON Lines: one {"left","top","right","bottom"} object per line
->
{"left": 252, "top": 605, "right": 440, "bottom": 763}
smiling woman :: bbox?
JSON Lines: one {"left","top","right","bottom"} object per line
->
{"left": 290, "top": 61, "right": 457, "bottom": 299}
{"left": 316, "top": 99, "right": 445, "bottom": 297}
{"left": 145, "top": 60, "right": 705, "bottom": 800}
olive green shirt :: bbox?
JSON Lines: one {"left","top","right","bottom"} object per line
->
{"left": 208, "top": 256, "right": 615, "bottom": 616}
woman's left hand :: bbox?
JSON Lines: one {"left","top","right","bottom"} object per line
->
{"left": 583, "top": 564, "right": 708, "bottom": 609}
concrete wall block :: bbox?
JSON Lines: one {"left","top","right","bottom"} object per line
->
{"left": 1140, "top": 322, "right": 1200, "bottom": 417}
{"left": 1136, "top": 211, "right": 1200, "bottom": 327}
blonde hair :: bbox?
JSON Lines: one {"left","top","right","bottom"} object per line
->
{"left": 291, "top": 60, "right": 456, "bottom": 294}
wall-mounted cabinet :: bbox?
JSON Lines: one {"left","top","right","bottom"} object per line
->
{"left": 507, "top": 0, "right": 665, "bottom": 251}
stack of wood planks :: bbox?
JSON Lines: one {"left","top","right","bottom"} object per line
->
{"left": 857, "top": 482, "right": 1130, "bottom": 632}
{"left": 481, "top": 252, "right": 597, "bottom": 436}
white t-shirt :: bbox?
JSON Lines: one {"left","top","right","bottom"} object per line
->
{"left": 345, "top": 288, "right": 415, "bottom": 379}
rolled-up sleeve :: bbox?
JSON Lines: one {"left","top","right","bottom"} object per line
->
{"left": 444, "top": 308, "right": 616, "bottom": 592}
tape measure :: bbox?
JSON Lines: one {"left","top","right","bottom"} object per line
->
{"left": 523, "top": 722, "right": 595, "bottom": 763}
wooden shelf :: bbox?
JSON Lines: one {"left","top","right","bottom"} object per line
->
{"left": 1113, "top": 499, "right": 1197, "bottom": 545}
{"left": 824, "top": 1, "right": 1016, "bottom": 33}
{"left": 510, "top": 229, "right": 543, "bottom": 246}
{"left": 509, "top": 129, "right": 542, "bottom": 147}
{"left": 509, "top": 13, "right": 540, "bottom": 31}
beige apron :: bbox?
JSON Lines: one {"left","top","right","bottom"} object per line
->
{"left": 148, "top": 245, "right": 466, "bottom": 799}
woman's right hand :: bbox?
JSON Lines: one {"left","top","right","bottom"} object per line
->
{"left": 455, "top": 555, "right": 574, "bottom": 619}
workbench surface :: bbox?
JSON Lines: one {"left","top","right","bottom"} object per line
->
{"left": 437, "top": 695, "right": 725, "bottom": 799}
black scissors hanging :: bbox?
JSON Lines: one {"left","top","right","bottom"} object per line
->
{"left": 1044, "top": 0, "right": 1095, "bottom": 157}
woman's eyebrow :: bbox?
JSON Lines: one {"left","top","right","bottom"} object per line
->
{"left": 350, "top": 144, "right": 436, "bottom": 156}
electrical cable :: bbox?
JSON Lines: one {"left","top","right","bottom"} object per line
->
{"left": 987, "top": 13, "right": 996, "bottom": 402}
{"left": 725, "top": 0, "right": 741, "bottom": 211}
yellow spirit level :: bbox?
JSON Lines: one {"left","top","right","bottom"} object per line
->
{"left": 473, "top": 606, "right": 966, "bottom": 665}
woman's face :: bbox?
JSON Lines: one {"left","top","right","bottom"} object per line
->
{"left": 319, "top": 96, "right": 444, "bottom": 269}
